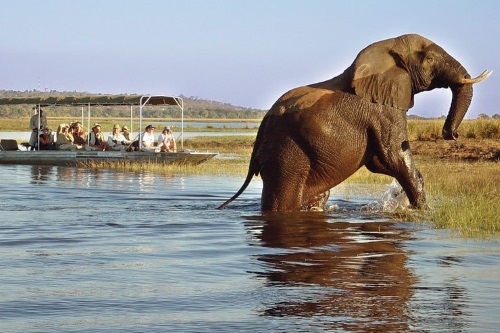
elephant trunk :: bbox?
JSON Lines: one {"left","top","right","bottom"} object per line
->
{"left": 442, "top": 83, "right": 472, "bottom": 140}
{"left": 442, "top": 67, "right": 492, "bottom": 140}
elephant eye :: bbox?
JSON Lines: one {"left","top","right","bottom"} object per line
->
{"left": 426, "top": 56, "right": 434, "bottom": 64}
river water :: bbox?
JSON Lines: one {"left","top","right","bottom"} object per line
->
{"left": 0, "top": 164, "right": 499, "bottom": 332}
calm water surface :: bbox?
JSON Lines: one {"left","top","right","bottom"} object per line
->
{"left": 0, "top": 165, "right": 498, "bottom": 332}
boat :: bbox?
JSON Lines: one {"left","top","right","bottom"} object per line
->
{"left": 0, "top": 94, "right": 217, "bottom": 166}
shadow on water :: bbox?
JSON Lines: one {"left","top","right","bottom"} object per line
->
{"left": 244, "top": 211, "right": 417, "bottom": 332}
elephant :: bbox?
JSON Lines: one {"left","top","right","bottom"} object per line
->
{"left": 219, "top": 34, "right": 491, "bottom": 212}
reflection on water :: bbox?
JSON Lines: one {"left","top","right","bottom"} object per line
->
{"left": 0, "top": 165, "right": 498, "bottom": 332}
{"left": 246, "top": 212, "right": 415, "bottom": 332}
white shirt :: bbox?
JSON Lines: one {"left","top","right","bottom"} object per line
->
{"left": 108, "top": 132, "right": 128, "bottom": 147}
{"left": 142, "top": 131, "right": 155, "bottom": 147}
{"left": 158, "top": 132, "right": 173, "bottom": 146}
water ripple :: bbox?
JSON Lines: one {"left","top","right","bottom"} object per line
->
{"left": 0, "top": 165, "right": 498, "bottom": 332}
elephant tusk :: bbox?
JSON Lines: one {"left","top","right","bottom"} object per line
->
{"left": 458, "top": 70, "right": 492, "bottom": 84}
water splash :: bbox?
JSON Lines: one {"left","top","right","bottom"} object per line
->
{"left": 363, "top": 179, "right": 410, "bottom": 213}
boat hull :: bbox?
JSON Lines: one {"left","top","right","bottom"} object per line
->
{"left": 0, "top": 150, "right": 217, "bottom": 167}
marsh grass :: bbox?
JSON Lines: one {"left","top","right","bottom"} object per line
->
{"left": 79, "top": 135, "right": 254, "bottom": 176}
{"left": 343, "top": 158, "right": 499, "bottom": 237}
{"left": 418, "top": 159, "right": 499, "bottom": 238}
{"left": 407, "top": 118, "right": 500, "bottom": 140}
{"left": 79, "top": 156, "right": 251, "bottom": 177}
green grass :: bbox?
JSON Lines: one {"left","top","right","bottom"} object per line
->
{"left": 340, "top": 158, "right": 500, "bottom": 238}
{"left": 418, "top": 160, "right": 499, "bottom": 238}
{"left": 407, "top": 118, "right": 500, "bottom": 140}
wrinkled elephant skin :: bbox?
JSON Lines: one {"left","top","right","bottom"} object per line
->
{"left": 219, "top": 34, "right": 490, "bottom": 212}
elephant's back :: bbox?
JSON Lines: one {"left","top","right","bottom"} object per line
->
{"left": 267, "top": 86, "right": 336, "bottom": 117}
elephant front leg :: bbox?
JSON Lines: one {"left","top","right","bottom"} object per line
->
{"left": 302, "top": 190, "right": 331, "bottom": 211}
{"left": 367, "top": 141, "right": 426, "bottom": 209}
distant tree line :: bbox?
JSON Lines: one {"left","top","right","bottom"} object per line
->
{"left": 0, "top": 90, "right": 266, "bottom": 119}
{"left": 2, "top": 90, "right": 498, "bottom": 120}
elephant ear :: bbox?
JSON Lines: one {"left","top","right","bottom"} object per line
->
{"left": 351, "top": 36, "right": 414, "bottom": 110}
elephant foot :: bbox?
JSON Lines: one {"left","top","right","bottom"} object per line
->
{"left": 409, "top": 193, "right": 427, "bottom": 210}
{"left": 302, "top": 190, "right": 330, "bottom": 212}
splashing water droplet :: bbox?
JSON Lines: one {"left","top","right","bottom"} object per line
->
{"left": 363, "top": 179, "right": 410, "bottom": 212}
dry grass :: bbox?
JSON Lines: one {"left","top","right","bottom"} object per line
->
{"left": 407, "top": 118, "right": 500, "bottom": 141}
{"left": 418, "top": 159, "right": 499, "bottom": 238}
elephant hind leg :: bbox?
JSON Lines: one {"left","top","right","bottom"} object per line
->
{"left": 302, "top": 190, "right": 330, "bottom": 211}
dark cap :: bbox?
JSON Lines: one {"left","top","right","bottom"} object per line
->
{"left": 146, "top": 124, "right": 156, "bottom": 130}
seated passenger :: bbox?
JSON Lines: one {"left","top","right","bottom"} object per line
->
{"left": 71, "top": 121, "right": 87, "bottom": 146}
{"left": 85, "top": 123, "right": 109, "bottom": 151}
{"left": 121, "top": 125, "right": 131, "bottom": 141}
{"left": 39, "top": 126, "right": 56, "bottom": 150}
{"left": 107, "top": 124, "right": 131, "bottom": 151}
{"left": 141, "top": 124, "right": 156, "bottom": 151}
{"left": 158, "top": 126, "right": 177, "bottom": 152}
{"left": 56, "top": 124, "right": 79, "bottom": 151}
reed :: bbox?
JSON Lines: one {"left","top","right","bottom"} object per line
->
{"left": 418, "top": 159, "right": 499, "bottom": 238}
{"left": 407, "top": 118, "right": 500, "bottom": 141}
{"left": 341, "top": 158, "right": 499, "bottom": 237}
{"left": 80, "top": 157, "right": 252, "bottom": 177}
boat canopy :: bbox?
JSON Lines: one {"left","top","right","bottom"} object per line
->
{"left": 0, "top": 94, "right": 185, "bottom": 149}
{"left": 0, "top": 95, "right": 182, "bottom": 107}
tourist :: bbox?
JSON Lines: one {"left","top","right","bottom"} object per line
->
{"left": 141, "top": 124, "right": 156, "bottom": 151}
{"left": 39, "top": 127, "right": 55, "bottom": 150}
{"left": 56, "top": 124, "right": 78, "bottom": 151}
{"left": 121, "top": 125, "right": 131, "bottom": 141}
{"left": 86, "top": 123, "right": 109, "bottom": 151}
{"left": 71, "top": 122, "right": 87, "bottom": 146}
{"left": 29, "top": 108, "right": 48, "bottom": 150}
{"left": 157, "top": 126, "right": 177, "bottom": 152}
{"left": 107, "top": 124, "right": 131, "bottom": 151}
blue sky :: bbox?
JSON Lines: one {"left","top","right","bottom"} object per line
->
{"left": 1, "top": 0, "right": 499, "bottom": 117}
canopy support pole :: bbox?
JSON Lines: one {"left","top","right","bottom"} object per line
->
{"left": 130, "top": 105, "right": 133, "bottom": 138}
{"left": 87, "top": 103, "right": 91, "bottom": 144}
{"left": 36, "top": 104, "right": 41, "bottom": 150}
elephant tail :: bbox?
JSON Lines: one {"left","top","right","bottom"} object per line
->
{"left": 217, "top": 168, "right": 255, "bottom": 209}
{"left": 218, "top": 114, "right": 268, "bottom": 210}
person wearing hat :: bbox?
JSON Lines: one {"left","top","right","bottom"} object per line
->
{"left": 38, "top": 126, "right": 55, "bottom": 150}
{"left": 70, "top": 121, "right": 86, "bottom": 146}
{"left": 107, "top": 124, "right": 131, "bottom": 151}
{"left": 85, "top": 123, "right": 109, "bottom": 151}
{"left": 56, "top": 123, "right": 79, "bottom": 151}
{"left": 141, "top": 124, "right": 156, "bottom": 151}
{"left": 157, "top": 126, "right": 177, "bottom": 152}
{"left": 28, "top": 108, "right": 48, "bottom": 150}
{"left": 121, "top": 125, "right": 131, "bottom": 141}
